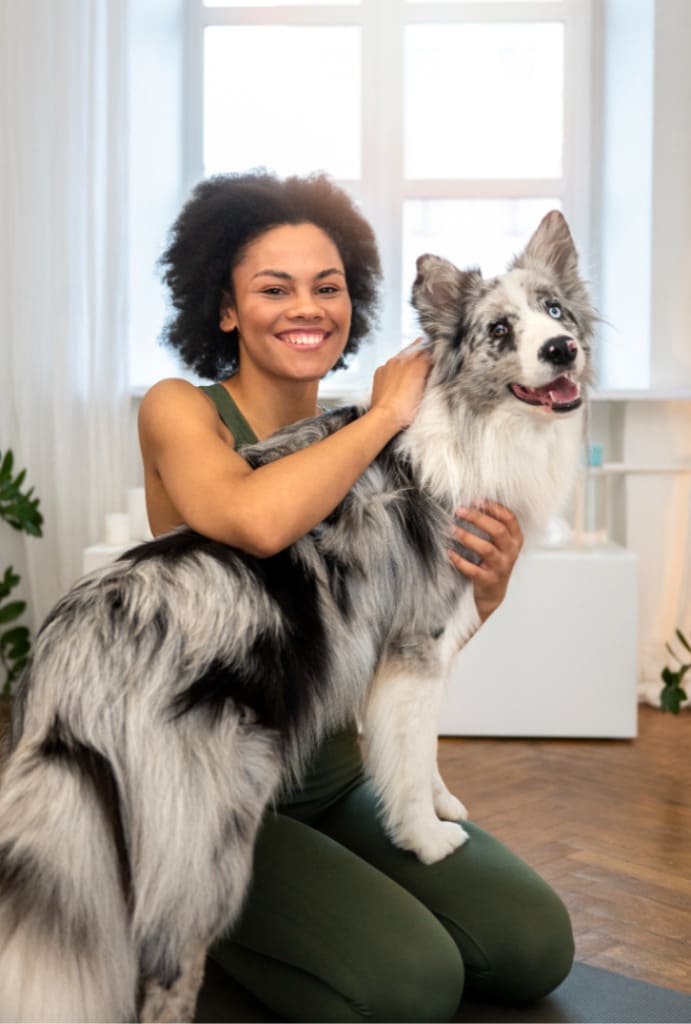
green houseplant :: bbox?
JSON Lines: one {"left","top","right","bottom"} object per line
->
{"left": 0, "top": 449, "right": 43, "bottom": 697}
{"left": 660, "top": 627, "right": 691, "bottom": 715}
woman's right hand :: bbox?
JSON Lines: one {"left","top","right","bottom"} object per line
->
{"left": 370, "top": 339, "right": 432, "bottom": 432}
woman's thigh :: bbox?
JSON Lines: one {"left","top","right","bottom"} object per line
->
{"left": 211, "top": 811, "right": 464, "bottom": 1023}
{"left": 314, "top": 782, "right": 575, "bottom": 1004}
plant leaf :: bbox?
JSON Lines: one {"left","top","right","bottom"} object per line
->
{"left": 665, "top": 642, "right": 679, "bottom": 663}
{"left": 0, "top": 625, "right": 29, "bottom": 645}
{"left": 675, "top": 628, "right": 691, "bottom": 655}
{"left": 0, "top": 450, "right": 43, "bottom": 537}
{"left": 0, "top": 628, "right": 30, "bottom": 658}
{"left": 8, "top": 656, "right": 29, "bottom": 682}
{"left": 0, "top": 567, "right": 20, "bottom": 599}
{"left": 660, "top": 681, "right": 687, "bottom": 715}
{"left": 0, "top": 601, "right": 27, "bottom": 624}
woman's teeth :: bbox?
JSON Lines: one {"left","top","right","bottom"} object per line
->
{"left": 280, "top": 333, "right": 325, "bottom": 347}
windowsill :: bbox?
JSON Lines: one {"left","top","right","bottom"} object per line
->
{"left": 590, "top": 389, "right": 691, "bottom": 402}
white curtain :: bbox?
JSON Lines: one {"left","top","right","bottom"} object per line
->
{"left": 0, "top": 0, "right": 129, "bottom": 624}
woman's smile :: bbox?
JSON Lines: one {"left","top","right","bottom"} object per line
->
{"left": 276, "top": 329, "right": 331, "bottom": 349}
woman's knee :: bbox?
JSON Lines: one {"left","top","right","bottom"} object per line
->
{"left": 364, "top": 921, "right": 464, "bottom": 1023}
{"left": 467, "top": 883, "right": 574, "bottom": 1004}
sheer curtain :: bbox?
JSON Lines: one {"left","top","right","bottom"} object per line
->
{"left": 0, "top": 0, "right": 129, "bottom": 624}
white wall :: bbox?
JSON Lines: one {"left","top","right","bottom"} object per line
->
{"left": 649, "top": 0, "right": 691, "bottom": 392}
{"left": 592, "top": 0, "right": 691, "bottom": 691}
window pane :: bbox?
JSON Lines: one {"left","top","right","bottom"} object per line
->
{"left": 408, "top": 1, "right": 559, "bottom": 4}
{"left": 205, "top": 1, "right": 359, "bottom": 5}
{"left": 404, "top": 23, "right": 563, "bottom": 179}
{"left": 204, "top": 26, "right": 360, "bottom": 178}
{"left": 401, "top": 197, "right": 561, "bottom": 339}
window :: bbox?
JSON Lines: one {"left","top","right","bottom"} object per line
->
{"left": 130, "top": 0, "right": 594, "bottom": 395}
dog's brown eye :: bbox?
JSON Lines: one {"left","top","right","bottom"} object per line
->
{"left": 490, "top": 321, "right": 509, "bottom": 338}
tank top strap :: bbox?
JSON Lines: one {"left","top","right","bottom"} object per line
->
{"left": 200, "top": 383, "right": 259, "bottom": 448}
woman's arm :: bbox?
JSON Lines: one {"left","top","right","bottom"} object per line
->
{"left": 138, "top": 347, "right": 431, "bottom": 558}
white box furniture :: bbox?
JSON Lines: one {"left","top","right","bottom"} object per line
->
{"left": 440, "top": 544, "right": 638, "bottom": 738}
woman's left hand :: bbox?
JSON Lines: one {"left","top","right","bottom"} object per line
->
{"left": 448, "top": 502, "right": 524, "bottom": 623}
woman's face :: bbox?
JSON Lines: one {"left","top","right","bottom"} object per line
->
{"left": 220, "top": 222, "right": 352, "bottom": 383}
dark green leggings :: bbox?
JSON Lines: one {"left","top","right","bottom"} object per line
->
{"left": 211, "top": 782, "right": 574, "bottom": 1022}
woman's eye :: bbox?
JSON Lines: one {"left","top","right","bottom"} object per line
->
{"left": 318, "top": 285, "right": 339, "bottom": 294}
{"left": 547, "top": 302, "right": 562, "bottom": 319}
{"left": 262, "top": 287, "right": 286, "bottom": 296}
{"left": 490, "top": 321, "right": 509, "bottom": 338}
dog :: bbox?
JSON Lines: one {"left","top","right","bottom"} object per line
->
{"left": 0, "top": 210, "right": 594, "bottom": 1022}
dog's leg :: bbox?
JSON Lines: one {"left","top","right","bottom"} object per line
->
{"left": 433, "top": 760, "right": 468, "bottom": 822}
{"left": 430, "top": 587, "right": 482, "bottom": 825}
{"left": 139, "top": 944, "right": 207, "bottom": 1024}
{"left": 362, "top": 656, "right": 469, "bottom": 865}
{"left": 127, "top": 717, "right": 284, "bottom": 1023}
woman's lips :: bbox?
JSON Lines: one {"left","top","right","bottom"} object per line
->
{"left": 276, "top": 330, "right": 329, "bottom": 349}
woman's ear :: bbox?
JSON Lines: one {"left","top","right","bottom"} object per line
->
{"left": 219, "top": 292, "right": 237, "bottom": 333}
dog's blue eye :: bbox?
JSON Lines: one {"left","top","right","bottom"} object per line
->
{"left": 547, "top": 302, "right": 562, "bottom": 319}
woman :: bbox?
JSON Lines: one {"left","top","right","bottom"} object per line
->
{"left": 139, "top": 171, "right": 574, "bottom": 1022}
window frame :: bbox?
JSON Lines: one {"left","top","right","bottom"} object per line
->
{"left": 182, "top": 0, "right": 596, "bottom": 398}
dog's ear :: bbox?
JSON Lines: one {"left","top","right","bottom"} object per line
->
{"left": 511, "top": 210, "right": 584, "bottom": 296}
{"left": 412, "top": 255, "right": 481, "bottom": 339}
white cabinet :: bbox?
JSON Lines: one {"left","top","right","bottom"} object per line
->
{"left": 440, "top": 545, "right": 638, "bottom": 738}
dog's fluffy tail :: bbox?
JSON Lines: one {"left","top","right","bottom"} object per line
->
{"left": 0, "top": 724, "right": 137, "bottom": 1023}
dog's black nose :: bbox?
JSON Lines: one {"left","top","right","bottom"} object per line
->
{"left": 539, "top": 335, "right": 578, "bottom": 366}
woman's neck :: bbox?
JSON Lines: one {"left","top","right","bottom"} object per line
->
{"left": 221, "top": 368, "right": 321, "bottom": 440}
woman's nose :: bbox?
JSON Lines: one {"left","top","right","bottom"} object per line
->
{"left": 287, "top": 290, "right": 324, "bottom": 319}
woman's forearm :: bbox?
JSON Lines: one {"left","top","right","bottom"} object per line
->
{"left": 225, "top": 405, "right": 400, "bottom": 556}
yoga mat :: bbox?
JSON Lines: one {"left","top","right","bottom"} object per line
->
{"left": 195, "top": 958, "right": 691, "bottom": 1023}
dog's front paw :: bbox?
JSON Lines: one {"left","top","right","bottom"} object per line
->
{"left": 402, "top": 819, "right": 469, "bottom": 865}
{"left": 434, "top": 789, "right": 469, "bottom": 823}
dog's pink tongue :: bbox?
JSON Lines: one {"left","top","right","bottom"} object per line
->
{"left": 546, "top": 377, "right": 579, "bottom": 404}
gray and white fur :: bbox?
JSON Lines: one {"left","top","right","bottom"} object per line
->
{"left": 0, "top": 211, "right": 594, "bottom": 1022}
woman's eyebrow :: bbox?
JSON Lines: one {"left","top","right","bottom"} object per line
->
{"left": 252, "top": 268, "right": 346, "bottom": 281}
{"left": 315, "top": 268, "right": 346, "bottom": 280}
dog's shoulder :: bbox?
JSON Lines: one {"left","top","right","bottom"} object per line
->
{"left": 239, "top": 406, "right": 364, "bottom": 468}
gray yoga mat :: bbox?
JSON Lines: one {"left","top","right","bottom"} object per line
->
{"left": 195, "top": 958, "right": 691, "bottom": 1023}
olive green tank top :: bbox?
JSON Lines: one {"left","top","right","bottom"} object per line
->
{"left": 200, "top": 383, "right": 258, "bottom": 447}
{"left": 200, "top": 381, "right": 364, "bottom": 818}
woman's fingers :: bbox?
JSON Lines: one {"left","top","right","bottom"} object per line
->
{"left": 448, "top": 502, "right": 524, "bottom": 622}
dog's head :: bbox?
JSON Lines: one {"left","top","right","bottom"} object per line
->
{"left": 411, "top": 211, "right": 595, "bottom": 416}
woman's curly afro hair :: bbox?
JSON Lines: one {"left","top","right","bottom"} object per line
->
{"left": 159, "top": 170, "right": 382, "bottom": 380}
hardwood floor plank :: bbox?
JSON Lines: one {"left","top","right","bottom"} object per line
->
{"left": 438, "top": 706, "right": 691, "bottom": 994}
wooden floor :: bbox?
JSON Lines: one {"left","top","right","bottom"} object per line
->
{"left": 438, "top": 705, "right": 691, "bottom": 995}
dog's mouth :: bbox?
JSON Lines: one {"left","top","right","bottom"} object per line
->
{"left": 508, "top": 376, "right": 582, "bottom": 413}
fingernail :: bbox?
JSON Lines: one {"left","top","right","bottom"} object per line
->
{"left": 456, "top": 506, "right": 469, "bottom": 516}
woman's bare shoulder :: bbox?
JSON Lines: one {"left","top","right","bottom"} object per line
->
{"left": 139, "top": 378, "right": 221, "bottom": 437}
{"left": 140, "top": 377, "right": 210, "bottom": 408}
